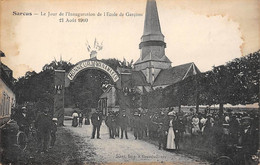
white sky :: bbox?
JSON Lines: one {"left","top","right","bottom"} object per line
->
{"left": 0, "top": 0, "right": 259, "bottom": 78}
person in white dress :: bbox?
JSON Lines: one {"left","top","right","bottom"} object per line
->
{"left": 200, "top": 115, "right": 207, "bottom": 134}
{"left": 191, "top": 114, "right": 200, "bottom": 135}
{"left": 166, "top": 111, "right": 176, "bottom": 150}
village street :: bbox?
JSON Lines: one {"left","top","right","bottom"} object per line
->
{"left": 63, "top": 120, "right": 210, "bottom": 164}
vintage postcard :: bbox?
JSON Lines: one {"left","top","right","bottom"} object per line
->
{"left": 0, "top": 0, "right": 259, "bottom": 164}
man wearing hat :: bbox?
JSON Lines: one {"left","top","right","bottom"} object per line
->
{"left": 15, "top": 106, "right": 30, "bottom": 136}
{"left": 119, "top": 109, "right": 129, "bottom": 139}
{"left": 105, "top": 112, "right": 116, "bottom": 139}
{"left": 140, "top": 112, "right": 149, "bottom": 138}
{"left": 91, "top": 109, "right": 102, "bottom": 139}
{"left": 35, "top": 108, "right": 52, "bottom": 153}
{"left": 133, "top": 111, "right": 141, "bottom": 140}
{"left": 203, "top": 114, "right": 214, "bottom": 138}
{"left": 149, "top": 111, "right": 160, "bottom": 139}
{"left": 158, "top": 111, "right": 166, "bottom": 124}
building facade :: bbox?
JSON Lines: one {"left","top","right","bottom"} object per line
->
{"left": 0, "top": 52, "right": 16, "bottom": 126}
{"left": 98, "top": 85, "right": 119, "bottom": 115}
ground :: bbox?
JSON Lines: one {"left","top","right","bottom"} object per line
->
{"left": 8, "top": 126, "right": 94, "bottom": 165}
{"left": 63, "top": 120, "right": 209, "bottom": 165}
{"left": 2, "top": 120, "right": 210, "bottom": 165}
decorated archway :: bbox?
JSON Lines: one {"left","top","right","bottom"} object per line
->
{"left": 53, "top": 59, "right": 121, "bottom": 126}
{"left": 66, "top": 59, "right": 119, "bottom": 85}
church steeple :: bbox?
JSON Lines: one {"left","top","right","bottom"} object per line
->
{"left": 134, "top": 0, "right": 171, "bottom": 84}
{"left": 136, "top": 0, "right": 171, "bottom": 62}
{"left": 141, "top": 0, "right": 165, "bottom": 44}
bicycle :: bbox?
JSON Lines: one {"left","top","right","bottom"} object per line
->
{"left": 214, "top": 145, "right": 258, "bottom": 165}
{"left": 16, "top": 122, "right": 38, "bottom": 151}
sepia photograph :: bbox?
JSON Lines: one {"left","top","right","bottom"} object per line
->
{"left": 0, "top": 0, "right": 259, "bottom": 164}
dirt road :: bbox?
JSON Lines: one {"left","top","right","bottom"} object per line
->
{"left": 64, "top": 120, "right": 209, "bottom": 164}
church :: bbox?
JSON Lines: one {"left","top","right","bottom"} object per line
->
{"left": 99, "top": 0, "right": 200, "bottom": 113}
{"left": 119, "top": 0, "right": 200, "bottom": 89}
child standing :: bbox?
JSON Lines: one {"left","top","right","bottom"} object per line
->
{"left": 157, "top": 123, "right": 166, "bottom": 150}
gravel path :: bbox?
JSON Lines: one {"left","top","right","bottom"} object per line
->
{"left": 64, "top": 120, "right": 210, "bottom": 164}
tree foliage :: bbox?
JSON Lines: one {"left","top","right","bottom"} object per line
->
{"left": 14, "top": 58, "right": 133, "bottom": 111}
{"left": 152, "top": 50, "right": 259, "bottom": 108}
{"left": 14, "top": 69, "right": 54, "bottom": 111}
{"left": 14, "top": 59, "right": 74, "bottom": 111}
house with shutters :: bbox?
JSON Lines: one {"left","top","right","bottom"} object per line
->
{"left": 0, "top": 51, "right": 16, "bottom": 126}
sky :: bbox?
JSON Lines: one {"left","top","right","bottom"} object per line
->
{"left": 0, "top": 0, "right": 259, "bottom": 79}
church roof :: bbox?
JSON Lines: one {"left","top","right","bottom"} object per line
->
{"left": 153, "top": 62, "right": 200, "bottom": 86}
{"left": 134, "top": 51, "right": 171, "bottom": 65}
{"left": 119, "top": 69, "right": 150, "bottom": 87}
{"left": 132, "top": 71, "right": 150, "bottom": 86}
{"left": 142, "top": 0, "right": 164, "bottom": 42}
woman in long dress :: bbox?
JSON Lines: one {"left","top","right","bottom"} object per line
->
{"left": 166, "top": 111, "right": 176, "bottom": 150}
{"left": 72, "top": 111, "right": 79, "bottom": 127}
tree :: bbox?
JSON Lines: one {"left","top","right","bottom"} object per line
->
{"left": 14, "top": 60, "right": 73, "bottom": 112}
{"left": 145, "top": 50, "right": 260, "bottom": 114}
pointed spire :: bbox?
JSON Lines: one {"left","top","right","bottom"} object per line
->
{"left": 134, "top": 0, "right": 171, "bottom": 72}
{"left": 142, "top": 0, "right": 164, "bottom": 42}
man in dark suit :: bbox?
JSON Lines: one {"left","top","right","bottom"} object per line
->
{"left": 35, "top": 108, "right": 52, "bottom": 153}
{"left": 15, "top": 106, "right": 30, "bottom": 136}
{"left": 114, "top": 111, "right": 120, "bottom": 137}
{"left": 119, "top": 110, "right": 129, "bottom": 139}
{"left": 133, "top": 112, "right": 142, "bottom": 140}
{"left": 105, "top": 112, "right": 116, "bottom": 139}
{"left": 91, "top": 109, "right": 102, "bottom": 139}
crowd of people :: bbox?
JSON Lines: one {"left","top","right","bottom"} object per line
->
{"left": 105, "top": 110, "right": 129, "bottom": 139}
{"left": 128, "top": 107, "right": 259, "bottom": 156}
{"left": 71, "top": 109, "right": 130, "bottom": 139}
{"left": 7, "top": 104, "right": 259, "bottom": 163}
{"left": 75, "top": 107, "right": 258, "bottom": 158}
{"left": 11, "top": 106, "right": 58, "bottom": 154}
